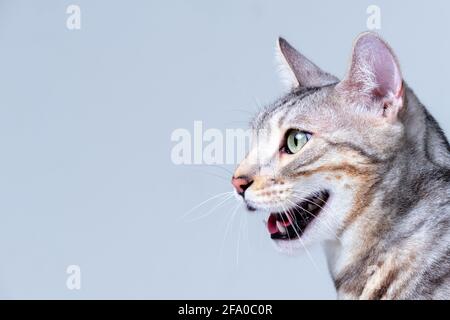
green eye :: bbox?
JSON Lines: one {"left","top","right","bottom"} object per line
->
{"left": 284, "top": 130, "right": 311, "bottom": 154}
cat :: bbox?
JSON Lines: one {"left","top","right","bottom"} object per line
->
{"left": 231, "top": 32, "right": 450, "bottom": 300}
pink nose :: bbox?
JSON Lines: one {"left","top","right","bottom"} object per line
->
{"left": 231, "top": 176, "right": 253, "bottom": 196}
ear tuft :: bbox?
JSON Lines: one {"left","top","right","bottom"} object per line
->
{"left": 275, "top": 37, "right": 338, "bottom": 89}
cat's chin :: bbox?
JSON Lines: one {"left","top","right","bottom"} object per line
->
{"left": 271, "top": 238, "right": 314, "bottom": 255}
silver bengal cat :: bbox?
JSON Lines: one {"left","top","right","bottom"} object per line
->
{"left": 231, "top": 32, "right": 450, "bottom": 299}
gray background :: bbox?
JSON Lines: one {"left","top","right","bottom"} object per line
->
{"left": 0, "top": 0, "right": 448, "bottom": 299}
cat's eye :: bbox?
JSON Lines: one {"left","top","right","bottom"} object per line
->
{"left": 282, "top": 129, "right": 311, "bottom": 154}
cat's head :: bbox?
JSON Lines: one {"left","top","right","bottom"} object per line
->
{"left": 232, "top": 32, "right": 405, "bottom": 253}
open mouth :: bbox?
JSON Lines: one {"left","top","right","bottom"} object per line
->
{"left": 267, "top": 190, "right": 329, "bottom": 240}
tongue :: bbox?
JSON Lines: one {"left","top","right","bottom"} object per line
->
{"left": 268, "top": 214, "right": 292, "bottom": 234}
{"left": 267, "top": 214, "right": 279, "bottom": 234}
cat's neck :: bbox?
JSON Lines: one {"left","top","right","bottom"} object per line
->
{"left": 402, "top": 86, "right": 450, "bottom": 168}
{"left": 324, "top": 86, "right": 450, "bottom": 299}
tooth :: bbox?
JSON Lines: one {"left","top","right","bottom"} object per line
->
{"left": 276, "top": 221, "right": 286, "bottom": 234}
{"left": 307, "top": 203, "right": 315, "bottom": 211}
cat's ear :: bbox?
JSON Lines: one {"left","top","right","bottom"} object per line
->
{"left": 337, "top": 32, "right": 404, "bottom": 122}
{"left": 276, "top": 37, "right": 338, "bottom": 89}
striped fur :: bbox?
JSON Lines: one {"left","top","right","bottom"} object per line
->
{"left": 233, "top": 33, "right": 450, "bottom": 299}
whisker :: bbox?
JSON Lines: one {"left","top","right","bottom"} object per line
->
{"left": 187, "top": 193, "right": 235, "bottom": 222}
{"left": 279, "top": 202, "right": 320, "bottom": 271}
{"left": 287, "top": 197, "right": 341, "bottom": 242}
{"left": 278, "top": 202, "right": 293, "bottom": 254}
{"left": 219, "top": 202, "right": 242, "bottom": 263}
{"left": 178, "top": 191, "right": 233, "bottom": 221}
{"left": 206, "top": 165, "right": 234, "bottom": 176}
{"left": 290, "top": 190, "right": 340, "bottom": 225}
{"left": 236, "top": 212, "right": 245, "bottom": 266}
{"left": 293, "top": 189, "right": 327, "bottom": 208}
{"left": 243, "top": 210, "right": 252, "bottom": 256}
{"left": 288, "top": 194, "right": 339, "bottom": 227}
{"left": 191, "top": 169, "right": 230, "bottom": 182}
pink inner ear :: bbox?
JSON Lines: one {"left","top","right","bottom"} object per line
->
{"left": 356, "top": 34, "right": 402, "bottom": 99}
{"left": 372, "top": 42, "right": 402, "bottom": 98}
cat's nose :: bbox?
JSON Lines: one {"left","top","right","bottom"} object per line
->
{"left": 231, "top": 176, "right": 253, "bottom": 197}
